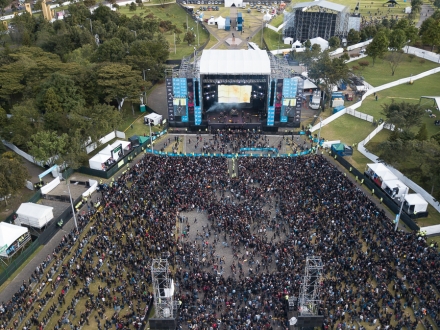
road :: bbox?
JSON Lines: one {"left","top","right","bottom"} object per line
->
{"left": 416, "top": 4, "right": 435, "bottom": 28}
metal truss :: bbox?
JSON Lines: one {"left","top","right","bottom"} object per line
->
{"left": 298, "top": 256, "right": 323, "bottom": 316}
{"left": 151, "top": 258, "right": 176, "bottom": 319}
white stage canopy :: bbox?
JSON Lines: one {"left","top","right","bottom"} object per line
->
{"left": 420, "top": 96, "right": 440, "bottom": 111}
{"left": 0, "top": 223, "right": 29, "bottom": 258}
{"left": 15, "top": 203, "right": 54, "bottom": 229}
{"left": 199, "top": 50, "right": 271, "bottom": 75}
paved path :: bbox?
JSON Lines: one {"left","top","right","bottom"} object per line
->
{"left": 416, "top": 4, "right": 435, "bottom": 28}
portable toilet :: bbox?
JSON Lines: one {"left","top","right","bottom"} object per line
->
{"left": 237, "top": 23, "right": 242, "bottom": 31}
{"left": 237, "top": 12, "right": 243, "bottom": 24}
{"left": 225, "top": 17, "right": 231, "bottom": 31}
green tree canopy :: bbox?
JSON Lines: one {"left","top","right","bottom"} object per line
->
{"left": 0, "top": 152, "right": 30, "bottom": 205}
{"left": 27, "top": 130, "right": 70, "bottom": 167}
{"left": 366, "top": 30, "right": 389, "bottom": 65}
{"left": 381, "top": 100, "right": 425, "bottom": 131}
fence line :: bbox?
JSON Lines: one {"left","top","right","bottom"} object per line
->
{"left": 346, "top": 108, "right": 374, "bottom": 122}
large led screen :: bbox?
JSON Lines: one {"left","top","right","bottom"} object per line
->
{"left": 218, "top": 85, "right": 252, "bottom": 103}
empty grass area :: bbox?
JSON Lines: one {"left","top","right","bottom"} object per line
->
{"left": 349, "top": 54, "right": 439, "bottom": 87}
{"left": 269, "top": 13, "right": 284, "bottom": 27}
{"left": 251, "top": 27, "right": 291, "bottom": 50}
{"left": 357, "top": 72, "right": 440, "bottom": 120}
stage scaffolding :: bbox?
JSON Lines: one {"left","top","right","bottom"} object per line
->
{"left": 283, "top": 2, "right": 350, "bottom": 41}
{"left": 151, "top": 258, "right": 177, "bottom": 319}
{"left": 298, "top": 256, "right": 323, "bottom": 316}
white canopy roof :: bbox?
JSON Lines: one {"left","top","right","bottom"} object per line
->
{"left": 199, "top": 50, "right": 271, "bottom": 75}
{"left": 292, "top": 40, "right": 302, "bottom": 47}
{"left": 15, "top": 203, "right": 54, "bottom": 228}
{"left": 383, "top": 179, "right": 407, "bottom": 190}
{"left": 367, "top": 163, "right": 390, "bottom": 174}
{"left": 310, "top": 37, "right": 329, "bottom": 50}
{"left": 405, "top": 193, "right": 427, "bottom": 205}
{"left": 91, "top": 153, "right": 111, "bottom": 163}
{"left": 99, "top": 145, "right": 114, "bottom": 156}
{"left": 420, "top": 224, "right": 440, "bottom": 236}
{"left": 0, "top": 223, "right": 28, "bottom": 255}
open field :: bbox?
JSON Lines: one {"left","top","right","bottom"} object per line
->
{"left": 349, "top": 54, "right": 439, "bottom": 87}
{"left": 356, "top": 72, "right": 440, "bottom": 120}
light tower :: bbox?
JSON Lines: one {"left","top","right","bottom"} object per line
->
{"left": 150, "top": 258, "right": 177, "bottom": 330}
{"left": 295, "top": 256, "right": 324, "bottom": 329}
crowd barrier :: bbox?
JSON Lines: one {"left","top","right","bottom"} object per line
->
{"left": 146, "top": 149, "right": 312, "bottom": 158}
{"left": 239, "top": 147, "right": 279, "bottom": 153}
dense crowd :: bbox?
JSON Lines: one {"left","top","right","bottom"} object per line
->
{"left": 0, "top": 133, "right": 440, "bottom": 330}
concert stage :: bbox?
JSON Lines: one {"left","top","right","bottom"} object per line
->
{"left": 165, "top": 49, "right": 304, "bottom": 132}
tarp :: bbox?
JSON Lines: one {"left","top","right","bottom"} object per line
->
{"left": 15, "top": 203, "right": 54, "bottom": 229}
{"left": 139, "top": 136, "right": 150, "bottom": 144}
{"left": 331, "top": 143, "right": 353, "bottom": 156}
{"left": 199, "top": 50, "right": 271, "bottom": 75}
{"left": 0, "top": 223, "right": 29, "bottom": 258}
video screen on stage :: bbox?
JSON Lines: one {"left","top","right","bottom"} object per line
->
{"left": 218, "top": 85, "right": 252, "bottom": 104}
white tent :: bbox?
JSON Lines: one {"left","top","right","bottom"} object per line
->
{"left": 292, "top": 40, "right": 302, "bottom": 48}
{"left": 200, "top": 50, "right": 271, "bottom": 75}
{"left": 263, "top": 12, "right": 272, "bottom": 22}
{"left": 383, "top": 179, "right": 408, "bottom": 199}
{"left": 208, "top": 17, "right": 216, "bottom": 25}
{"left": 0, "top": 223, "right": 30, "bottom": 258}
{"left": 404, "top": 6, "right": 411, "bottom": 13}
{"left": 284, "top": 37, "right": 293, "bottom": 45}
{"left": 403, "top": 193, "right": 428, "bottom": 215}
{"left": 224, "top": 0, "right": 243, "bottom": 7}
{"left": 365, "top": 163, "right": 398, "bottom": 188}
{"left": 89, "top": 153, "right": 111, "bottom": 170}
{"left": 15, "top": 203, "right": 54, "bottom": 229}
{"left": 310, "top": 37, "right": 329, "bottom": 51}
{"left": 216, "top": 16, "right": 226, "bottom": 29}
{"left": 98, "top": 145, "right": 114, "bottom": 157}
{"left": 420, "top": 224, "right": 440, "bottom": 237}
{"left": 144, "top": 113, "right": 163, "bottom": 126}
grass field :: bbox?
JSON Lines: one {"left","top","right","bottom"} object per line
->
{"left": 349, "top": 54, "right": 439, "bottom": 87}
{"left": 355, "top": 72, "right": 440, "bottom": 120}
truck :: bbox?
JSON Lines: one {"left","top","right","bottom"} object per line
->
{"left": 309, "top": 91, "right": 321, "bottom": 110}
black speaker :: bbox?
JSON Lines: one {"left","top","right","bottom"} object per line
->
{"left": 195, "top": 81, "right": 200, "bottom": 106}
{"left": 149, "top": 318, "right": 176, "bottom": 330}
{"left": 296, "top": 315, "right": 324, "bottom": 328}
{"left": 269, "top": 80, "right": 275, "bottom": 106}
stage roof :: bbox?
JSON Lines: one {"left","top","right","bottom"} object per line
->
{"left": 199, "top": 50, "right": 271, "bottom": 75}
{"left": 293, "top": 0, "right": 346, "bottom": 12}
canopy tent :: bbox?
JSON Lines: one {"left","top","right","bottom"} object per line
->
{"left": 263, "top": 12, "right": 272, "bottom": 21}
{"left": 208, "top": 17, "right": 216, "bottom": 25}
{"left": 98, "top": 145, "right": 114, "bottom": 157}
{"left": 383, "top": 179, "right": 408, "bottom": 199}
{"left": 331, "top": 143, "right": 353, "bottom": 156}
{"left": 139, "top": 136, "right": 150, "bottom": 144}
{"left": 15, "top": 203, "right": 54, "bottom": 229}
{"left": 419, "top": 96, "right": 440, "bottom": 111}
{"left": 216, "top": 16, "right": 226, "bottom": 29}
{"left": 89, "top": 153, "right": 112, "bottom": 171}
{"left": 310, "top": 37, "right": 329, "bottom": 51}
{"left": 365, "top": 163, "right": 398, "bottom": 188}
{"left": 284, "top": 37, "right": 293, "bottom": 45}
{"left": 144, "top": 113, "right": 163, "bottom": 126}
{"left": 403, "top": 193, "right": 428, "bottom": 215}
{"left": 199, "top": 50, "right": 271, "bottom": 75}
{"left": 0, "top": 223, "right": 31, "bottom": 260}
{"left": 292, "top": 40, "right": 302, "bottom": 48}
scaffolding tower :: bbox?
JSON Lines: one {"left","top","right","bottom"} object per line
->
{"left": 151, "top": 258, "right": 177, "bottom": 319}
{"left": 298, "top": 256, "right": 323, "bottom": 316}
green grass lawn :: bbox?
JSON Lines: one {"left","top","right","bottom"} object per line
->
{"left": 269, "top": 13, "right": 284, "bottom": 28}
{"left": 118, "top": 4, "right": 209, "bottom": 59}
{"left": 356, "top": 72, "right": 440, "bottom": 120}
{"left": 349, "top": 54, "right": 439, "bottom": 87}
{"left": 251, "top": 27, "right": 291, "bottom": 50}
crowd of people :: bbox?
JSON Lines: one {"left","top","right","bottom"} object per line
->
{"left": 0, "top": 131, "right": 440, "bottom": 330}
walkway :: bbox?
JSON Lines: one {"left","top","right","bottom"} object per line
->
{"left": 416, "top": 4, "right": 435, "bottom": 28}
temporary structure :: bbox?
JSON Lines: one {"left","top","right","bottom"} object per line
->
{"left": 331, "top": 143, "right": 353, "bottom": 156}
{"left": 208, "top": 17, "right": 216, "bottom": 25}
{"left": 215, "top": 16, "right": 226, "bottom": 29}
{"left": 0, "top": 222, "right": 31, "bottom": 260}
{"left": 382, "top": 179, "right": 408, "bottom": 199}
{"left": 283, "top": 37, "right": 293, "bottom": 45}
{"left": 15, "top": 203, "right": 54, "bottom": 229}
{"left": 310, "top": 37, "right": 329, "bottom": 51}
{"left": 144, "top": 113, "right": 163, "bottom": 126}
{"left": 419, "top": 224, "right": 440, "bottom": 237}
{"left": 89, "top": 153, "right": 112, "bottom": 171}
{"left": 365, "top": 163, "right": 398, "bottom": 188}
{"left": 403, "top": 193, "right": 428, "bottom": 215}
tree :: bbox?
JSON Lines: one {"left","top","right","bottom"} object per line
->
{"left": 97, "top": 63, "right": 143, "bottom": 109}
{"left": 308, "top": 51, "right": 349, "bottom": 108}
{"left": 93, "top": 37, "right": 127, "bottom": 62}
{"left": 347, "top": 29, "right": 361, "bottom": 45}
{"left": 6, "top": 100, "right": 43, "bottom": 148}
{"left": 366, "top": 30, "right": 389, "bottom": 65}
{"left": 84, "top": 0, "right": 96, "bottom": 7}
{"left": 0, "top": 152, "right": 30, "bottom": 205}
{"left": 183, "top": 31, "right": 195, "bottom": 45}
{"left": 340, "top": 52, "right": 350, "bottom": 62}
{"left": 381, "top": 100, "right": 425, "bottom": 131}
{"left": 304, "top": 39, "right": 311, "bottom": 49}
{"left": 0, "top": 0, "right": 12, "bottom": 16}
{"left": 411, "top": 0, "right": 423, "bottom": 14}
{"left": 386, "top": 50, "right": 405, "bottom": 76}
{"left": 389, "top": 29, "right": 407, "bottom": 50}
{"left": 328, "top": 36, "right": 340, "bottom": 49}
{"left": 419, "top": 17, "right": 440, "bottom": 51}
{"left": 415, "top": 123, "right": 428, "bottom": 141}
{"left": 27, "top": 130, "right": 69, "bottom": 167}
{"left": 129, "top": 2, "right": 137, "bottom": 11}
{"left": 435, "top": 0, "right": 440, "bottom": 8}
{"left": 408, "top": 54, "right": 416, "bottom": 62}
